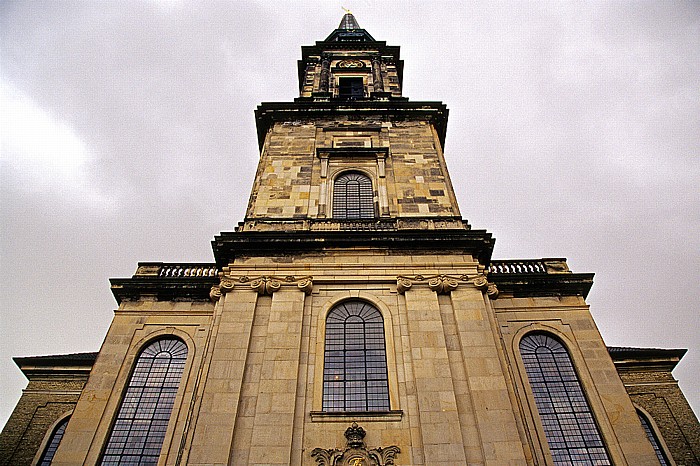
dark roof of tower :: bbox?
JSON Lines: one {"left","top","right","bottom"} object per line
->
{"left": 324, "top": 12, "right": 375, "bottom": 42}
{"left": 338, "top": 12, "right": 361, "bottom": 30}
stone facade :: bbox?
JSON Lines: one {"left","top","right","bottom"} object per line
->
{"left": 0, "top": 353, "right": 95, "bottom": 465}
{"left": 2, "top": 13, "right": 698, "bottom": 466}
{"left": 611, "top": 347, "right": 700, "bottom": 465}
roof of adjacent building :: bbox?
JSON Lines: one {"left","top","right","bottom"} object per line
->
{"left": 14, "top": 351, "right": 99, "bottom": 368}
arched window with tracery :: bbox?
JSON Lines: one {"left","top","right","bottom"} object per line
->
{"left": 332, "top": 172, "right": 375, "bottom": 219}
{"left": 101, "top": 337, "right": 188, "bottom": 465}
{"left": 323, "top": 301, "right": 389, "bottom": 411}
{"left": 638, "top": 410, "right": 670, "bottom": 465}
{"left": 38, "top": 416, "right": 69, "bottom": 465}
{"left": 519, "top": 333, "right": 611, "bottom": 465}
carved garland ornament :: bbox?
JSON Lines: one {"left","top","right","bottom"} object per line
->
{"left": 311, "top": 422, "right": 400, "bottom": 466}
{"left": 213, "top": 274, "right": 314, "bottom": 297}
{"left": 396, "top": 273, "right": 499, "bottom": 298}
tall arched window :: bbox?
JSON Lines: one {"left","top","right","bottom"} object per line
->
{"left": 519, "top": 333, "right": 611, "bottom": 465}
{"left": 38, "top": 416, "right": 69, "bottom": 465}
{"left": 333, "top": 172, "right": 375, "bottom": 219}
{"left": 323, "top": 301, "right": 389, "bottom": 412}
{"left": 638, "top": 410, "right": 670, "bottom": 465}
{"left": 101, "top": 338, "right": 188, "bottom": 465}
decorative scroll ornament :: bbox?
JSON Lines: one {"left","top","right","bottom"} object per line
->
{"left": 250, "top": 276, "right": 281, "bottom": 295}
{"left": 220, "top": 274, "right": 313, "bottom": 296}
{"left": 428, "top": 275, "right": 459, "bottom": 294}
{"left": 472, "top": 275, "right": 489, "bottom": 290}
{"left": 396, "top": 277, "right": 413, "bottom": 294}
{"left": 209, "top": 285, "right": 221, "bottom": 302}
{"left": 337, "top": 59, "right": 366, "bottom": 68}
{"left": 487, "top": 283, "right": 499, "bottom": 299}
{"left": 297, "top": 277, "right": 314, "bottom": 295}
{"left": 311, "top": 422, "right": 400, "bottom": 466}
{"left": 219, "top": 279, "right": 235, "bottom": 293}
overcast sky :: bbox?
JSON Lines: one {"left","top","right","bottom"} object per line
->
{"left": 1, "top": 1, "right": 698, "bottom": 428}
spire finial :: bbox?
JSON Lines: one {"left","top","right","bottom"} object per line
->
{"left": 338, "top": 9, "right": 361, "bottom": 30}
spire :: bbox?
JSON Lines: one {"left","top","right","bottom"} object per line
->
{"left": 338, "top": 11, "right": 361, "bottom": 30}
{"left": 324, "top": 12, "right": 375, "bottom": 42}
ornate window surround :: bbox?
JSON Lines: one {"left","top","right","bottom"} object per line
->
{"left": 316, "top": 146, "right": 390, "bottom": 218}
{"left": 311, "top": 293, "right": 402, "bottom": 422}
{"left": 99, "top": 337, "right": 189, "bottom": 465}
{"left": 92, "top": 329, "right": 196, "bottom": 464}
{"left": 508, "top": 323, "right": 620, "bottom": 465}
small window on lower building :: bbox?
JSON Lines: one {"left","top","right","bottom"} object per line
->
{"left": 38, "top": 416, "right": 69, "bottom": 465}
{"left": 638, "top": 410, "right": 670, "bottom": 465}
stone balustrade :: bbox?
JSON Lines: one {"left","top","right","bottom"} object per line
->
{"left": 489, "top": 259, "right": 570, "bottom": 275}
{"left": 134, "top": 262, "right": 218, "bottom": 278}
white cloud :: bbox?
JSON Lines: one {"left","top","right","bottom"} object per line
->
{"left": 0, "top": 79, "right": 110, "bottom": 208}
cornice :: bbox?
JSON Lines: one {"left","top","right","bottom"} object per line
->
{"left": 212, "top": 228, "right": 494, "bottom": 269}
{"left": 254, "top": 100, "right": 449, "bottom": 150}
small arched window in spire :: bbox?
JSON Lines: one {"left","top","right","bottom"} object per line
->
{"left": 333, "top": 172, "right": 375, "bottom": 219}
{"left": 519, "top": 333, "right": 611, "bottom": 465}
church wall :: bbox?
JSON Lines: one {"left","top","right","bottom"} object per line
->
{"left": 493, "top": 296, "right": 661, "bottom": 465}
{"left": 246, "top": 118, "right": 459, "bottom": 224}
{"left": 619, "top": 366, "right": 700, "bottom": 464}
{"left": 51, "top": 300, "right": 214, "bottom": 465}
{"left": 0, "top": 376, "right": 85, "bottom": 465}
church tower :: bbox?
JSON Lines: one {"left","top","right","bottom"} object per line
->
{"left": 3, "top": 13, "right": 698, "bottom": 466}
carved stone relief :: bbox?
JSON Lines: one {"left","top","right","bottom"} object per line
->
{"left": 396, "top": 273, "right": 499, "bottom": 299}
{"left": 217, "top": 272, "right": 314, "bottom": 296}
{"left": 311, "top": 422, "right": 400, "bottom": 466}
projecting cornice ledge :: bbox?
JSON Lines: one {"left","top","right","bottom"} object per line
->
{"left": 212, "top": 229, "right": 494, "bottom": 269}
{"left": 110, "top": 263, "right": 219, "bottom": 304}
{"left": 487, "top": 272, "right": 594, "bottom": 298}
{"left": 254, "top": 100, "right": 449, "bottom": 150}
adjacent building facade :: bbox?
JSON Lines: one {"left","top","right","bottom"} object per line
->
{"left": 2, "top": 14, "right": 698, "bottom": 466}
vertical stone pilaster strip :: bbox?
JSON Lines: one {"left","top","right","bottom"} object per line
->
{"left": 247, "top": 288, "right": 306, "bottom": 465}
{"left": 403, "top": 288, "right": 467, "bottom": 463}
{"left": 449, "top": 286, "right": 528, "bottom": 463}
{"left": 319, "top": 54, "right": 331, "bottom": 93}
{"left": 376, "top": 153, "right": 389, "bottom": 216}
{"left": 187, "top": 289, "right": 258, "bottom": 464}
{"left": 319, "top": 154, "right": 329, "bottom": 218}
{"left": 371, "top": 56, "right": 384, "bottom": 92}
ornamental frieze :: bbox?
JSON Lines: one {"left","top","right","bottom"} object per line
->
{"left": 396, "top": 273, "right": 499, "bottom": 298}
{"left": 311, "top": 422, "right": 400, "bottom": 466}
{"left": 215, "top": 274, "right": 314, "bottom": 296}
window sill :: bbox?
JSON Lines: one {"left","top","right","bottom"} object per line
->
{"left": 310, "top": 410, "right": 403, "bottom": 422}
